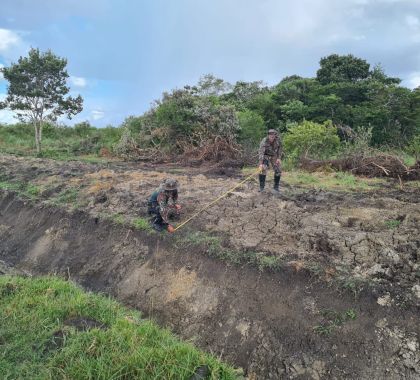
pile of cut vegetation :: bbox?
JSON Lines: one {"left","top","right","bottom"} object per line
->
{"left": 300, "top": 154, "right": 420, "bottom": 180}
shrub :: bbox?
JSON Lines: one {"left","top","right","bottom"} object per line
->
{"left": 283, "top": 120, "right": 340, "bottom": 160}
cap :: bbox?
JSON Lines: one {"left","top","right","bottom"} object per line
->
{"left": 162, "top": 178, "right": 178, "bottom": 191}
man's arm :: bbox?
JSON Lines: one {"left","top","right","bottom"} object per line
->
{"left": 157, "top": 192, "right": 170, "bottom": 223}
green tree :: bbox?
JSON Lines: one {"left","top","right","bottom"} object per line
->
{"left": 195, "top": 74, "right": 232, "bottom": 96}
{"left": 316, "top": 54, "right": 370, "bottom": 85}
{"left": 237, "top": 109, "right": 265, "bottom": 146}
{"left": 74, "top": 121, "right": 93, "bottom": 137}
{"left": 0, "top": 48, "right": 83, "bottom": 153}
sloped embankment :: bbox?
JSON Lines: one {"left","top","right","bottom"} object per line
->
{"left": 0, "top": 192, "right": 419, "bottom": 379}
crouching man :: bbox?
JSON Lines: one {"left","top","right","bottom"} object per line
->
{"left": 148, "top": 178, "right": 181, "bottom": 232}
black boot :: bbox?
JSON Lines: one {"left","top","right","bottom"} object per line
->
{"left": 258, "top": 174, "right": 266, "bottom": 192}
{"left": 273, "top": 174, "right": 280, "bottom": 192}
{"left": 150, "top": 215, "right": 165, "bottom": 231}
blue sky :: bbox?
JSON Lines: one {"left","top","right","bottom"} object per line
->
{"left": 1, "top": 0, "right": 419, "bottom": 127}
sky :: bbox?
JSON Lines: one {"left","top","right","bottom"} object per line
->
{"left": 0, "top": 0, "right": 419, "bottom": 127}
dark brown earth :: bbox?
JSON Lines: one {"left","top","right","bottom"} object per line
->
{"left": 0, "top": 196, "right": 418, "bottom": 378}
{"left": 0, "top": 154, "right": 419, "bottom": 379}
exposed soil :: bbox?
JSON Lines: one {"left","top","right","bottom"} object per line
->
{"left": 0, "top": 154, "right": 419, "bottom": 379}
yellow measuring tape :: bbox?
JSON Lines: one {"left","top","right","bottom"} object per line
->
{"left": 173, "top": 168, "right": 260, "bottom": 233}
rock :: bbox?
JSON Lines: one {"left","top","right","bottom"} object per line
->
{"left": 377, "top": 294, "right": 392, "bottom": 306}
{"left": 406, "top": 340, "right": 418, "bottom": 352}
{"left": 412, "top": 285, "right": 420, "bottom": 300}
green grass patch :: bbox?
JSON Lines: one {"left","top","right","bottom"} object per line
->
{"left": 177, "top": 231, "right": 283, "bottom": 270}
{"left": 131, "top": 217, "right": 153, "bottom": 232}
{"left": 384, "top": 219, "right": 401, "bottom": 229}
{"left": 241, "top": 167, "right": 386, "bottom": 191}
{"left": 0, "top": 276, "right": 236, "bottom": 379}
{"left": 0, "top": 180, "right": 43, "bottom": 200}
{"left": 0, "top": 180, "right": 22, "bottom": 192}
{"left": 313, "top": 308, "right": 357, "bottom": 336}
{"left": 283, "top": 170, "right": 385, "bottom": 191}
{"left": 54, "top": 188, "right": 79, "bottom": 205}
{"left": 111, "top": 213, "right": 125, "bottom": 225}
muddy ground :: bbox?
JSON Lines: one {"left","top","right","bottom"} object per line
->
{"left": 0, "top": 154, "right": 419, "bottom": 379}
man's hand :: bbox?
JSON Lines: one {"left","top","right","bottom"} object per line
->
{"left": 276, "top": 159, "right": 281, "bottom": 166}
{"left": 167, "top": 224, "right": 175, "bottom": 233}
{"left": 175, "top": 204, "right": 181, "bottom": 211}
{"left": 259, "top": 164, "right": 264, "bottom": 172}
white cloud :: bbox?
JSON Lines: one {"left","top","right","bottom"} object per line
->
{"left": 91, "top": 109, "right": 104, "bottom": 120}
{"left": 406, "top": 72, "right": 420, "bottom": 89}
{"left": 0, "top": 29, "right": 21, "bottom": 52}
{"left": 70, "top": 76, "right": 87, "bottom": 88}
{"left": 0, "top": 63, "right": 4, "bottom": 80}
{"left": 406, "top": 15, "right": 419, "bottom": 28}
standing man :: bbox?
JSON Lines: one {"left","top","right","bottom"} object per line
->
{"left": 258, "top": 129, "right": 282, "bottom": 192}
{"left": 148, "top": 178, "right": 181, "bottom": 232}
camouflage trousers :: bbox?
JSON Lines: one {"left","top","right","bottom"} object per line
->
{"left": 148, "top": 203, "right": 180, "bottom": 225}
{"left": 261, "top": 156, "right": 281, "bottom": 176}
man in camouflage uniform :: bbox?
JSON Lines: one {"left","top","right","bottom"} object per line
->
{"left": 148, "top": 178, "right": 181, "bottom": 232}
{"left": 258, "top": 129, "right": 282, "bottom": 192}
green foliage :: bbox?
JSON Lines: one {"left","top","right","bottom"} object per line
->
{"left": 407, "top": 134, "right": 420, "bottom": 160}
{"left": 0, "top": 276, "right": 235, "bottom": 379}
{"left": 237, "top": 109, "right": 265, "bottom": 146}
{"left": 279, "top": 99, "right": 309, "bottom": 123}
{"left": 316, "top": 54, "right": 370, "bottom": 84}
{"left": 0, "top": 123, "right": 122, "bottom": 159}
{"left": 74, "top": 121, "right": 94, "bottom": 137}
{"left": 2, "top": 53, "right": 418, "bottom": 158}
{"left": 283, "top": 120, "right": 340, "bottom": 160}
{"left": 138, "top": 89, "right": 239, "bottom": 154}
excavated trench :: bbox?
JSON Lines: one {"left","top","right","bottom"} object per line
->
{"left": 0, "top": 191, "right": 419, "bottom": 379}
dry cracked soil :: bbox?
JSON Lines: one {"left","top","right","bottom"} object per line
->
{"left": 0, "top": 154, "right": 419, "bottom": 379}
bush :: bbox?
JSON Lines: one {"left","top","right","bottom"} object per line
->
{"left": 407, "top": 134, "right": 420, "bottom": 161}
{"left": 237, "top": 109, "right": 265, "bottom": 146}
{"left": 283, "top": 120, "right": 340, "bottom": 160}
{"left": 74, "top": 121, "right": 94, "bottom": 137}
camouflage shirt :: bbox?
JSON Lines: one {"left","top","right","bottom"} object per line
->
{"left": 156, "top": 189, "right": 178, "bottom": 223}
{"left": 258, "top": 136, "right": 281, "bottom": 162}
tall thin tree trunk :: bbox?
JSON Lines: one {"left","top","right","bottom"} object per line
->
{"left": 34, "top": 122, "right": 41, "bottom": 154}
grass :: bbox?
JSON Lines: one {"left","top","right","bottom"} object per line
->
{"left": 384, "top": 219, "right": 401, "bottom": 229}
{"left": 177, "top": 231, "right": 283, "bottom": 271}
{"left": 0, "top": 179, "right": 42, "bottom": 200}
{"left": 55, "top": 188, "right": 80, "bottom": 205}
{"left": 313, "top": 308, "right": 357, "bottom": 336}
{"left": 131, "top": 217, "right": 153, "bottom": 232}
{"left": 111, "top": 213, "right": 125, "bottom": 225}
{"left": 242, "top": 167, "right": 387, "bottom": 191}
{"left": 283, "top": 170, "right": 385, "bottom": 191}
{"left": 0, "top": 276, "right": 236, "bottom": 379}
{"left": 0, "top": 123, "right": 122, "bottom": 162}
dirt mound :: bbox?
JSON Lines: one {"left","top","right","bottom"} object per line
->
{"left": 0, "top": 153, "right": 419, "bottom": 301}
{"left": 0, "top": 194, "right": 419, "bottom": 379}
{"left": 300, "top": 154, "right": 420, "bottom": 180}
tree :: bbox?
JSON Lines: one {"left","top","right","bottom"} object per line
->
{"left": 195, "top": 74, "right": 232, "bottom": 97}
{"left": 316, "top": 54, "right": 370, "bottom": 85}
{"left": 237, "top": 109, "right": 265, "bottom": 146}
{"left": 0, "top": 48, "right": 83, "bottom": 153}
